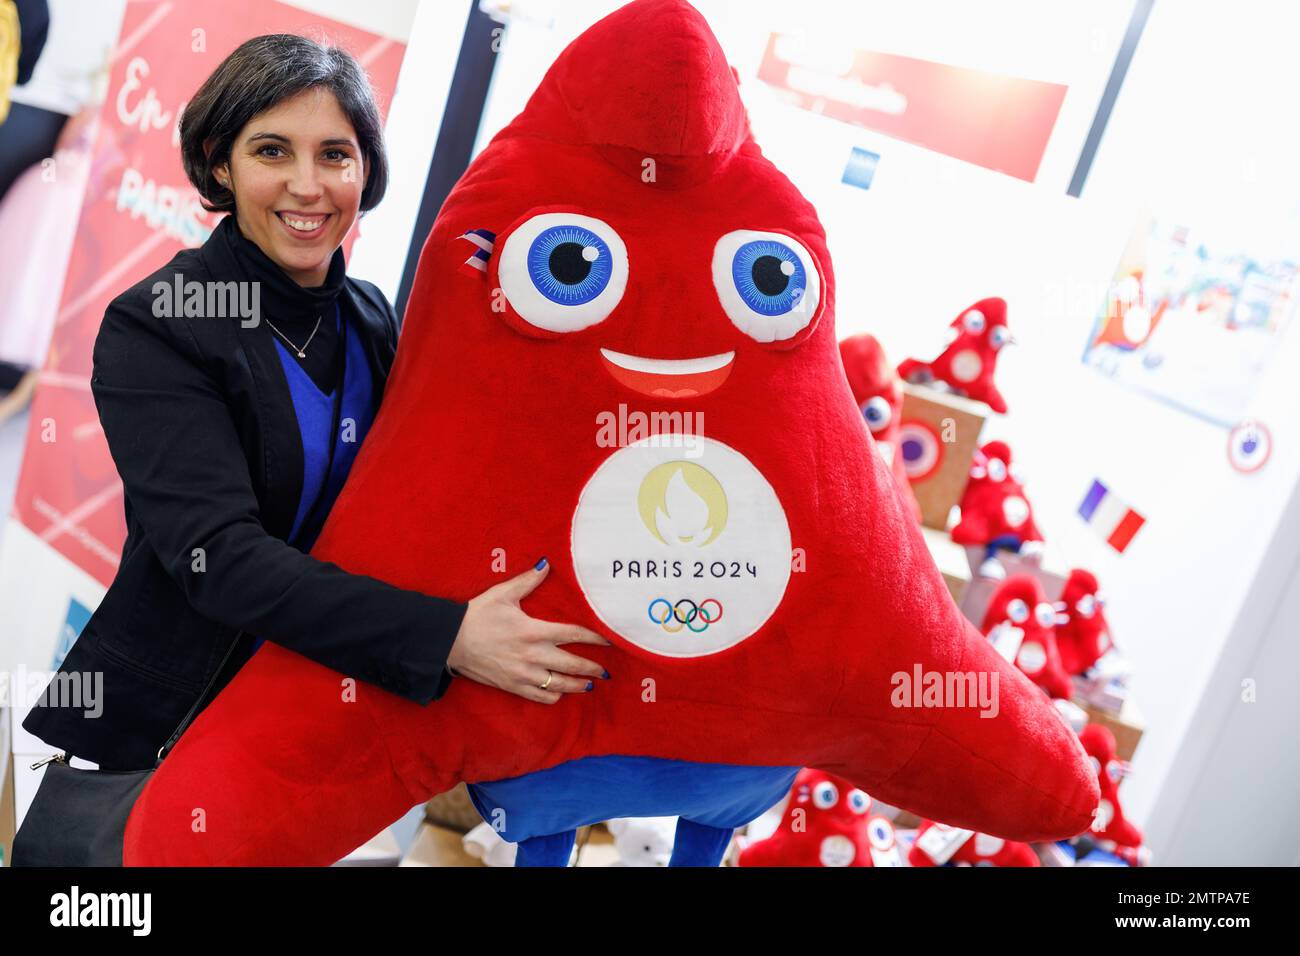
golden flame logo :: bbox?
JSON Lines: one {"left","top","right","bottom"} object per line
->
{"left": 637, "top": 461, "right": 728, "bottom": 547}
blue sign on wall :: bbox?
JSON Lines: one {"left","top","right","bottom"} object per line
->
{"left": 842, "top": 147, "right": 881, "bottom": 190}
{"left": 53, "top": 598, "right": 93, "bottom": 671}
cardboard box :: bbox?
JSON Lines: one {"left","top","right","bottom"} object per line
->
{"left": 574, "top": 824, "right": 619, "bottom": 867}
{"left": 921, "top": 525, "right": 970, "bottom": 604}
{"left": 958, "top": 543, "right": 1070, "bottom": 629}
{"left": 1078, "top": 695, "right": 1144, "bottom": 763}
{"left": 423, "top": 783, "right": 482, "bottom": 833}
{"left": 898, "top": 384, "right": 987, "bottom": 531}
{"left": 400, "top": 821, "right": 485, "bottom": 867}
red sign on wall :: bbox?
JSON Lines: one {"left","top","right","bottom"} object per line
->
{"left": 757, "top": 34, "right": 1067, "bottom": 182}
{"left": 11, "top": 0, "right": 406, "bottom": 587}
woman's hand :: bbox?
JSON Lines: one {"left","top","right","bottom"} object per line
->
{"left": 445, "top": 559, "right": 610, "bottom": 703}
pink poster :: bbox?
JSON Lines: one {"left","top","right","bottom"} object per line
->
{"left": 11, "top": 0, "right": 406, "bottom": 587}
{"left": 757, "top": 33, "right": 1067, "bottom": 182}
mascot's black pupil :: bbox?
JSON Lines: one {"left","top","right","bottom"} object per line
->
{"left": 550, "top": 242, "right": 593, "bottom": 284}
{"left": 752, "top": 255, "right": 790, "bottom": 296}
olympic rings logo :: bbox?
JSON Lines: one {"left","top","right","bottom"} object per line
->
{"left": 647, "top": 598, "right": 724, "bottom": 634}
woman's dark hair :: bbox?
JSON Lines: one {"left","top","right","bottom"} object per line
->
{"left": 180, "top": 34, "right": 389, "bottom": 213}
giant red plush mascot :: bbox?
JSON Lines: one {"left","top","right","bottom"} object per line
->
{"left": 123, "top": 0, "right": 1096, "bottom": 866}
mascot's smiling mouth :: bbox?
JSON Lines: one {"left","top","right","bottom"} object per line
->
{"left": 599, "top": 348, "right": 735, "bottom": 399}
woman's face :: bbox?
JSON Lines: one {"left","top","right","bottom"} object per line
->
{"left": 214, "top": 87, "right": 365, "bottom": 287}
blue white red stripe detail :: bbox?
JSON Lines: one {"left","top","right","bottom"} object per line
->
{"left": 459, "top": 229, "right": 496, "bottom": 275}
{"left": 1078, "top": 479, "right": 1145, "bottom": 553}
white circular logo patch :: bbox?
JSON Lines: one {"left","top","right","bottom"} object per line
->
{"left": 819, "top": 835, "right": 857, "bottom": 867}
{"left": 950, "top": 348, "right": 983, "bottom": 383}
{"left": 1002, "top": 495, "right": 1030, "bottom": 528}
{"left": 1017, "top": 640, "right": 1046, "bottom": 674}
{"left": 571, "top": 437, "right": 792, "bottom": 658}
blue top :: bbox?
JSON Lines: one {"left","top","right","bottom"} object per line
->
{"left": 251, "top": 304, "right": 377, "bottom": 653}
{"left": 275, "top": 303, "right": 377, "bottom": 551}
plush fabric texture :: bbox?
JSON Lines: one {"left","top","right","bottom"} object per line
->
{"left": 1055, "top": 569, "right": 1112, "bottom": 676}
{"left": 950, "top": 440, "right": 1044, "bottom": 549}
{"left": 908, "top": 819, "right": 1040, "bottom": 867}
{"left": 981, "top": 575, "right": 1073, "bottom": 700}
{"left": 838, "top": 334, "right": 922, "bottom": 521}
{"left": 122, "top": 0, "right": 1096, "bottom": 866}
{"left": 898, "top": 296, "right": 1011, "bottom": 413}
{"left": 738, "top": 768, "right": 894, "bottom": 867}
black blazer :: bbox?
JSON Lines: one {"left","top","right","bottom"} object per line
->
{"left": 23, "top": 241, "right": 467, "bottom": 770}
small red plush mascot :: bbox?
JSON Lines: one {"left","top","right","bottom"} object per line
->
{"left": 981, "top": 575, "right": 1073, "bottom": 700}
{"left": 123, "top": 0, "right": 1097, "bottom": 866}
{"left": 838, "top": 334, "right": 921, "bottom": 521}
{"left": 738, "top": 769, "right": 899, "bottom": 867}
{"left": 951, "top": 440, "right": 1044, "bottom": 578}
{"left": 1055, "top": 569, "right": 1113, "bottom": 676}
{"left": 897, "top": 297, "right": 1012, "bottom": 413}
{"left": 908, "top": 820, "right": 1040, "bottom": 867}
{"left": 1079, "top": 724, "right": 1144, "bottom": 852}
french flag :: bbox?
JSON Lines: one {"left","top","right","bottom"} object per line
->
{"left": 1078, "top": 479, "right": 1145, "bottom": 553}
{"left": 458, "top": 228, "right": 496, "bottom": 277}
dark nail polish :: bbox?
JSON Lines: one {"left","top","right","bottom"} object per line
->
{"left": 534, "top": 557, "right": 548, "bottom": 571}
{"left": 601, "top": 670, "right": 610, "bottom": 680}
{"left": 585, "top": 681, "right": 594, "bottom": 691}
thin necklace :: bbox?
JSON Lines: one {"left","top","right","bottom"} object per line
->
{"left": 266, "top": 313, "right": 323, "bottom": 358}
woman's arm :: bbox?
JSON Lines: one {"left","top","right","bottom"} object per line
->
{"left": 92, "top": 296, "right": 465, "bottom": 704}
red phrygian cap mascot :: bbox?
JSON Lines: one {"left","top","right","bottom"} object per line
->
{"left": 951, "top": 439, "right": 1044, "bottom": 578}
{"left": 1055, "top": 568, "right": 1113, "bottom": 676}
{"left": 738, "top": 768, "right": 901, "bottom": 867}
{"left": 897, "top": 297, "right": 1013, "bottom": 413}
{"left": 123, "top": 0, "right": 1096, "bottom": 866}
{"left": 981, "top": 575, "right": 1074, "bottom": 700}
{"left": 1079, "top": 724, "right": 1144, "bottom": 850}
{"left": 838, "top": 334, "right": 922, "bottom": 521}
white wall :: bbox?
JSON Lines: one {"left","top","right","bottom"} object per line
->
{"left": 1076, "top": 0, "right": 1300, "bottom": 861}
{"left": 347, "top": 0, "right": 469, "bottom": 300}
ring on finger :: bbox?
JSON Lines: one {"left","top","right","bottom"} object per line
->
{"left": 539, "top": 670, "right": 554, "bottom": 690}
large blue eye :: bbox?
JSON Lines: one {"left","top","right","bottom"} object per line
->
{"left": 527, "top": 224, "right": 613, "bottom": 305}
{"left": 498, "top": 212, "right": 628, "bottom": 334}
{"left": 712, "top": 229, "right": 821, "bottom": 343}
{"left": 730, "top": 239, "right": 807, "bottom": 316}
{"left": 862, "top": 396, "right": 892, "bottom": 431}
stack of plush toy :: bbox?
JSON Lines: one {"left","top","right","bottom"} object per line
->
{"left": 834, "top": 234, "right": 1149, "bottom": 869}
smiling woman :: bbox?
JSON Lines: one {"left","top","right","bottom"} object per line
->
{"left": 180, "top": 34, "right": 388, "bottom": 287}
{"left": 16, "top": 33, "right": 609, "bottom": 835}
